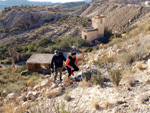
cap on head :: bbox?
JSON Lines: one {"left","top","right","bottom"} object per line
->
{"left": 54, "top": 50, "right": 59, "bottom": 55}
{"left": 71, "top": 50, "right": 76, "bottom": 56}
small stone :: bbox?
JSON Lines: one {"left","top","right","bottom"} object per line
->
{"left": 141, "top": 96, "right": 149, "bottom": 103}
{"left": 117, "top": 101, "right": 127, "bottom": 105}
{"left": 64, "top": 95, "right": 71, "bottom": 102}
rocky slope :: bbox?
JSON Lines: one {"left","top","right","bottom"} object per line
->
{"left": 0, "top": 17, "right": 150, "bottom": 113}
{"left": 81, "top": 2, "right": 150, "bottom": 32}
{"left": 0, "top": 5, "right": 63, "bottom": 31}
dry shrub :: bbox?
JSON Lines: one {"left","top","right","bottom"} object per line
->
{"left": 79, "top": 79, "right": 91, "bottom": 87}
{"left": 91, "top": 72, "right": 104, "bottom": 86}
{"left": 93, "top": 101, "right": 100, "bottom": 110}
{"left": 109, "top": 69, "right": 122, "bottom": 87}
{"left": 120, "top": 66, "right": 135, "bottom": 87}
{"left": 117, "top": 46, "right": 146, "bottom": 65}
{"left": 26, "top": 80, "right": 35, "bottom": 87}
{"left": 96, "top": 55, "right": 116, "bottom": 67}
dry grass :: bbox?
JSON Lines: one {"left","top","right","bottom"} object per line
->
{"left": 0, "top": 66, "right": 44, "bottom": 94}
{"left": 120, "top": 66, "right": 135, "bottom": 87}
{"left": 109, "top": 69, "right": 122, "bottom": 87}
{"left": 79, "top": 79, "right": 91, "bottom": 87}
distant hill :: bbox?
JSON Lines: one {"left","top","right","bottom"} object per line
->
{"left": 59, "top": 2, "right": 86, "bottom": 8}
{"left": 0, "top": 0, "right": 60, "bottom": 10}
{"left": 84, "top": 0, "right": 92, "bottom": 2}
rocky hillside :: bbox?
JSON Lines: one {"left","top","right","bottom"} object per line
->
{"left": 0, "top": 16, "right": 150, "bottom": 113}
{"left": 0, "top": 5, "right": 64, "bottom": 31}
{"left": 81, "top": 2, "right": 150, "bottom": 32}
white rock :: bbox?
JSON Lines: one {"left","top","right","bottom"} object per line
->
{"left": 7, "top": 92, "right": 19, "bottom": 100}
{"left": 26, "top": 92, "right": 36, "bottom": 101}
{"left": 13, "top": 106, "right": 22, "bottom": 113}
{"left": 22, "top": 101, "right": 31, "bottom": 110}
{"left": 16, "top": 94, "right": 26, "bottom": 103}
{"left": 50, "top": 83, "right": 58, "bottom": 89}
{"left": 148, "top": 59, "right": 150, "bottom": 69}
{"left": 46, "top": 87, "right": 62, "bottom": 98}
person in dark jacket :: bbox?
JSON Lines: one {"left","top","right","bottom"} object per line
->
{"left": 51, "top": 50, "right": 66, "bottom": 83}
{"left": 66, "top": 50, "right": 79, "bottom": 78}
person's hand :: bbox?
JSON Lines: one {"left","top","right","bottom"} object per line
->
{"left": 51, "top": 68, "right": 54, "bottom": 72}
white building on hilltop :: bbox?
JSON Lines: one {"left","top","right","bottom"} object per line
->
{"left": 81, "top": 15, "right": 106, "bottom": 42}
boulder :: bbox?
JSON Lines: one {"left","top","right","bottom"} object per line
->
{"left": 26, "top": 92, "right": 36, "bottom": 101}
{"left": 16, "top": 94, "right": 27, "bottom": 103}
{"left": 40, "top": 79, "right": 51, "bottom": 87}
{"left": 45, "top": 87, "right": 62, "bottom": 98}
{"left": 1, "top": 90, "right": 8, "bottom": 97}
{"left": 22, "top": 102, "right": 31, "bottom": 110}
{"left": 32, "top": 91, "right": 40, "bottom": 98}
{"left": 7, "top": 92, "right": 19, "bottom": 100}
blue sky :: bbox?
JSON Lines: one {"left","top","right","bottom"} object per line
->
{"left": 28, "top": 0, "right": 84, "bottom": 3}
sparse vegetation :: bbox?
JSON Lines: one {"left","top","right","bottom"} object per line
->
{"left": 91, "top": 69, "right": 104, "bottom": 85}
{"left": 109, "top": 69, "right": 122, "bottom": 87}
{"left": 0, "top": 66, "right": 44, "bottom": 93}
{"left": 85, "top": 47, "right": 93, "bottom": 52}
{"left": 54, "top": 101, "right": 70, "bottom": 113}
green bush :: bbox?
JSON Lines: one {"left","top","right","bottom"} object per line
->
{"left": 48, "top": 45, "right": 60, "bottom": 53}
{"left": 85, "top": 47, "right": 93, "bottom": 52}
{"left": 28, "top": 45, "right": 35, "bottom": 52}
{"left": 3, "top": 28, "right": 9, "bottom": 33}
{"left": 37, "top": 37, "right": 52, "bottom": 47}
{"left": 91, "top": 69, "right": 104, "bottom": 85}
{"left": 117, "top": 47, "right": 146, "bottom": 65}
{"left": 74, "top": 37, "right": 91, "bottom": 48}
{"left": 109, "top": 69, "right": 122, "bottom": 87}
{"left": 16, "top": 46, "right": 23, "bottom": 52}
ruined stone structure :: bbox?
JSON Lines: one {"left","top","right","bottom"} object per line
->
{"left": 82, "top": 15, "right": 106, "bottom": 42}
{"left": 26, "top": 54, "right": 53, "bottom": 73}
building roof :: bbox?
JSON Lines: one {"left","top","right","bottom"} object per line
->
{"left": 93, "top": 14, "right": 106, "bottom": 19}
{"left": 27, "top": 53, "right": 54, "bottom": 64}
{"left": 82, "top": 27, "right": 98, "bottom": 32}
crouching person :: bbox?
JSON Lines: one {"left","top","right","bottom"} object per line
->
{"left": 51, "top": 50, "right": 66, "bottom": 83}
{"left": 66, "top": 50, "right": 79, "bottom": 79}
